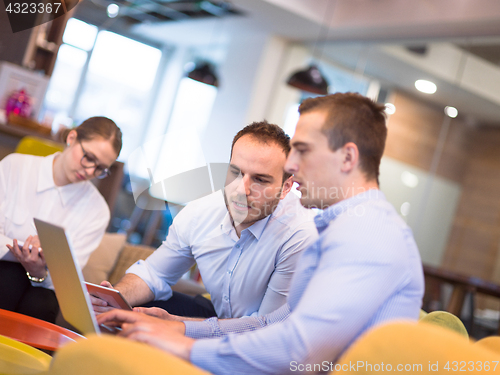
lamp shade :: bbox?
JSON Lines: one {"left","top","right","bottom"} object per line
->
{"left": 286, "top": 64, "right": 329, "bottom": 95}
{"left": 187, "top": 62, "right": 219, "bottom": 87}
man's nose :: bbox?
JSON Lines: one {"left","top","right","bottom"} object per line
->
{"left": 235, "top": 175, "right": 251, "bottom": 196}
{"left": 284, "top": 154, "right": 297, "bottom": 175}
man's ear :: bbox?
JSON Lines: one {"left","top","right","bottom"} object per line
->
{"left": 279, "top": 175, "right": 294, "bottom": 199}
{"left": 340, "top": 142, "right": 359, "bottom": 173}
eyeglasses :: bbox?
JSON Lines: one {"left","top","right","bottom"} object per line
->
{"left": 78, "top": 140, "right": 111, "bottom": 179}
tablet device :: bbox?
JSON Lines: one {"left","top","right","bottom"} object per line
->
{"left": 85, "top": 282, "right": 133, "bottom": 311}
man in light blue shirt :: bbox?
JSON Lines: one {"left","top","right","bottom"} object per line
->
{"left": 93, "top": 121, "right": 317, "bottom": 319}
{"left": 98, "top": 93, "right": 425, "bottom": 374}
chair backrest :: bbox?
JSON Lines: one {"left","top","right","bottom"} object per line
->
{"left": 0, "top": 334, "right": 51, "bottom": 374}
{"left": 419, "top": 310, "right": 469, "bottom": 339}
{"left": 335, "top": 321, "right": 496, "bottom": 375}
{"left": 15, "top": 136, "right": 64, "bottom": 157}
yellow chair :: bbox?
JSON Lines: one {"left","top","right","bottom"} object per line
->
{"left": 0, "top": 334, "right": 51, "bottom": 375}
{"left": 15, "top": 136, "right": 64, "bottom": 157}
{"left": 46, "top": 334, "right": 210, "bottom": 375}
{"left": 474, "top": 336, "right": 500, "bottom": 354}
{"left": 335, "top": 322, "right": 500, "bottom": 374}
{"left": 419, "top": 310, "right": 469, "bottom": 339}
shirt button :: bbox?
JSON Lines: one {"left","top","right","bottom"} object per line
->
{"left": 224, "top": 296, "right": 229, "bottom": 301}
{"left": 235, "top": 244, "right": 240, "bottom": 248}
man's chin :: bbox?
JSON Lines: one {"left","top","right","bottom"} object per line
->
{"left": 299, "top": 194, "right": 312, "bottom": 208}
{"left": 227, "top": 200, "right": 279, "bottom": 226}
{"left": 227, "top": 207, "right": 250, "bottom": 223}
{"left": 229, "top": 210, "right": 248, "bottom": 221}
{"left": 230, "top": 210, "right": 268, "bottom": 227}
{"left": 299, "top": 196, "right": 330, "bottom": 210}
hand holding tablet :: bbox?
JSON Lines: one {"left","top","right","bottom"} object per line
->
{"left": 85, "top": 282, "right": 133, "bottom": 311}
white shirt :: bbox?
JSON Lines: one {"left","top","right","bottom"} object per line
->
{"left": 0, "top": 153, "right": 110, "bottom": 289}
{"left": 127, "top": 190, "right": 318, "bottom": 318}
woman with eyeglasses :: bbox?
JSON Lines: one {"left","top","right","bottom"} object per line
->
{"left": 0, "top": 116, "right": 122, "bottom": 323}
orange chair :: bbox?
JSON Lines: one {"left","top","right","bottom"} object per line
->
{"left": 0, "top": 309, "right": 84, "bottom": 352}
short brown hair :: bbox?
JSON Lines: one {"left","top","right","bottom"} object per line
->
{"left": 61, "top": 117, "right": 123, "bottom": 156}
{"left": 231, "top": 121, "right": 292, "bottom": 182}
{"left": 299, "top": 93, "right": 387, "bottom": 184}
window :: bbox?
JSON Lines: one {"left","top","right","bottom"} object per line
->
{"left": 128, "top": 77, "right": 217, "bottom": 182}
{"left": 41, "top": 18, "right": 162, "bottom": 162}
{"left": 42, "top": 18, "right": 98, "bottom": 129}
{"left": 73, "top": 31, "right": 162, "bottom": 160}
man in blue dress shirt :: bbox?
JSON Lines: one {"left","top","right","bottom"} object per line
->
{"left": 98, "top": 93, "right": 425, "bottom": 374}
{"left": 93, "top": 121, "right": 317, "bottom": 319}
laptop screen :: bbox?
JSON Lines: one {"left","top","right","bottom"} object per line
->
{"left": 34, "top": 218, "right": 100, "bottom": 335}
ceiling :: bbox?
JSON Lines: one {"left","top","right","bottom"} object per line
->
{"left": 460, "top": 44, "right": 500, "bottom": 66}
{"left": 73, "top": 0, "right": 500, "bottom": 126}
{"left": 114, "top": 0, "right": 241, "bottom": 25}
{"left": 76, "top": 0, "right": 242, "bottom": 25}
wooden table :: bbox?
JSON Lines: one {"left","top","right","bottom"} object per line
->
{"left": 0, "top": 309, "right": 84, "bottom": 352}
{"left": 0, "top": 122, "right": 57, "bottom": 141}
{"left": 423, "top": 264, "right": 500, "bottom": 334}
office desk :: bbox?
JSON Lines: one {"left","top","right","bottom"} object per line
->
{"left": 0, "top": 309, "right": 84, "bottom": 352}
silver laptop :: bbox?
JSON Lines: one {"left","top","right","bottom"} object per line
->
{"left": 34, "top": 218, "right": 101, "bottom": 335}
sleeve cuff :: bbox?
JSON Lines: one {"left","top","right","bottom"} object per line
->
{"left": 184, "top": 318, "right": 218, "bottom": 339}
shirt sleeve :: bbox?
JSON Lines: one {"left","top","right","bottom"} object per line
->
{"left": 126, "top": 207, "right": 196, "bottom": 301}
{"left": 184, "top": 303, "right": 291, "bottom": 339}
{"left": 189, "top": 217, "right": 416, "bottom": 374}
{"left": 256, "top": 221, "right": 317, "bottom": 316}
{"left": 0, "top": 154, "right": 21, "bottom": 262}
{"left": 0, "top": 156, "right": 13, "bottom": 259}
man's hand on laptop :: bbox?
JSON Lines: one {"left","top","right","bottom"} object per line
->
{"left": 132, "top": 306, "right": 183, "bottom": 321}
{"left": 91, "top": 281, "right": 118, "bottom": 314}
{"left": 97, "top": 309, "right": 191, "bottom": 360}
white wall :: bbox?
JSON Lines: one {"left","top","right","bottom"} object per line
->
{"left": 379, "top": 156, "right": 462, "bottom": 266}
{"left": 200, "top": 32, "right": 281, "bottom": 163}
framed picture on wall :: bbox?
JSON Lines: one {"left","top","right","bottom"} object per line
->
{"left": 0, "top": 61, "right": 50, "bottom": 122}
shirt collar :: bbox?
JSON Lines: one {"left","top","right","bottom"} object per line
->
{"left": 220, "top": 209, "right": 272, "bottom": 241}
{"left": 36, "top": 152, "right": 86, "bottom": 206}
{"left": 221, "top": 211, "right": 234, "bottom": 236}
{"left": 246, "top": 214, "right": 271, "bottom": 240}
{"left": 314, "top": 189, "right": 385, "bottom": 234}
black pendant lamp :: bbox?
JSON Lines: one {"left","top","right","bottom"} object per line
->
{"left": 287, "top": 64, "right": 328, "bottom": 95}
{"left": 187, "top": 62, "right": 219, "bottom": 87}
{"left": 286, "top": 1, "right": 337, "bottom": 96}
